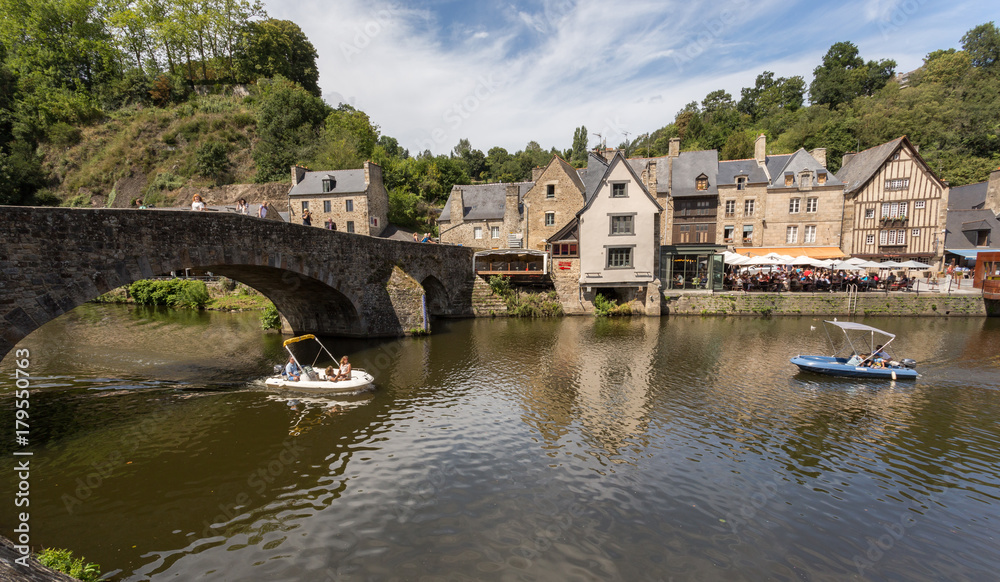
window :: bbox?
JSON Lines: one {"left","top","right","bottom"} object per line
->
{"left": 786, "top": 226, "right": 798, "bottom": 244}
{"left": 896, "top": 229, "right": 906, "bottom": 245}
{"left": 301, "top": 201, "right": 309, "bottom": 212}
{"left": 491, "top": 226, "right": 500, "bottom": 239}
{"left": 784, "top": 174, "right": 794, "bottom": 187}
{"left": 866, "top": 234, "right": 875, "bottom": 245}
{"left": 723, "top": 225, "right": 735, "bottom": 242}
{"left": 725, "top": 200, "right": 736, "bottom": 216}
{"left": 607, "top": 247, "right": 633, "bottom": 268}
{"left": 610, "top": 215, "right": 634, "bottom": 235}
{"left": 546, "top": 184, "right": 555, "bottom": 198}
{"left": 744, "top": 199, "right": 755, "bottom": 216}
{"left": 897, "top": 202, "right": 907, "bottom": 217}
{"left": 885, "top": 178, "right": 910, "bottom": 191}
{"left": 865, "top": 208, "right": 875, "bottom": 219}
{"left": 915, "top": 200, "right": 926, "bottom": 209}
{"left": 881, "top": 202, "right": 891, "bottom": 218}
{"left": 323, "top": 200, "right": 331, "bottom": 212}
{"left": 552, "top": 243, "right": 577, "bottom": 256}
{"left": 612, "top": 183, "right": 627, "bottom": 197}
{"left": 742, "top": 225, "right": 753, "bottom": 244}
{"left": 322, "top": 178, "right": 335, "bottom": 192}
{"left": 473, "top": 226, "right": 483, "bottom": 239}
{"left": 882, "top": 201, "right": 908, "bottom": 218}
{"left": 912, "top": 228, "right": 921, "bottom": 237}
{"left": 696, "top": 224, "right": 709, "bottom": 243}
{"left": 880, "top": 230, "right": 888, "bottom": 245}
{"left": 805, "top": 225, "right": 816, "bottom": 243}
{"left": 371, "top": 217, "right": 379, "bottom": 228}
{"left": 892, "top": 152, "right": 900, "bottom": 161}
{"left": 545, "top": 212, "right": 555, "bottom": 226}
{"left": 736, "top": 176, "right": 747, "bottom": 190}
{"left": 806, "top": 197, "right": 818, "bottom": 213}
{"left": 677, "top": 224, "right": 690, "bottom": 243}
{"left": 977, "top": 230, "right": 989, "bottom": 246}
{"left": 696, "top": 174, "right": 708, "bottom": 190}
{"left": 345, "top": 199, "right": 354, "bottom": 212}
{"left": 817, "top": 172, "right": 827, "bottom": 185}
{"left": 346, "top": 221, "right": 355, "bottom": 233}
{"left": 789, "top": 198, "right": 800, "bottom": 213}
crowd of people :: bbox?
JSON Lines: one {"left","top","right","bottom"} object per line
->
{"left": 725, "top": 267, "right": 914, "bottom": 292}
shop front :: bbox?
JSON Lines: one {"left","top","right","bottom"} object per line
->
{"left": 659, "top": 245, "right": 725, "bottom": 291}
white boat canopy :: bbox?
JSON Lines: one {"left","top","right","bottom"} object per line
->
{"left": 825, "top": 320, "right": 895, "bottom": 339}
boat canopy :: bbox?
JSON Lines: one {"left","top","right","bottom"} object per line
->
{"left": 283, "top": 334, "right": 317, "bottom": 347}
{"left": 824, "top": 321, "right": 895, "bottom": 339}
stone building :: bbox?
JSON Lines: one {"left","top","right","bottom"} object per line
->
{"left": 758, "top": 147, "right": 845, "bottom": 254}
{"left": 437, "top": 182, "right": 532, "bottom": 248}
{"left": 287, "top": 162, "right": 389, "bottom": 236}
{"left": 943, "top": 171, "right": 1000, "bottom": 266}
{"left": 837, "top": 136, "right": 948, "bottom": 265}
{"left": 520, "top": 156, "right": 587, "bottom": 251}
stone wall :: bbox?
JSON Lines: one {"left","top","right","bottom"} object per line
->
{"left": 760, "top": 184, "right": 844, "bottom": 248}
{"left": 522, "top": 161, "right": 585, "bottom": 251}
{"left": 551, "top": 257, "right": 585, "bottom": 313}
{"left": 662, "top": 292, "right": 987, "bottom": 317}
{"left": 295, "top": 191, "right": 371, "bottom": 234}
{"left": 385, "top": 266, "right": 427, "bottom": 332}
{"left": 438, "top": 219, "right": 506, "bottom": 248}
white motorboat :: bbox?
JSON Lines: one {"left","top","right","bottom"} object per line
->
{"left": 265, "top": 335, "right": 374, "bottom": 393}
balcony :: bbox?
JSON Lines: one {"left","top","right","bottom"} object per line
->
{"left": 879, "top": 216, "right": 908, "bottom": 226}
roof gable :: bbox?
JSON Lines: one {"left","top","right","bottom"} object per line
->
{"left": 767, "top": 149, "right": 842, "bottom": 189}
{"left": 836, "top": 136, "right": 943, "bottom": 195}
{"left": 524, "top": 155, "right": 585, "bottom": 203}
{"left": 578, "top": 151, "right": 662, "bottom": 216}
{"left": 438, "top": 182, "right": 533, "bottom": 222}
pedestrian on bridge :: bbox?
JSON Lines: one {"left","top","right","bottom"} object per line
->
{"left": 191, "top": 194, "right": 206, "bottom": 211}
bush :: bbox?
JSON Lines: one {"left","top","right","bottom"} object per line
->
{"left": 488, "top": 274, "right": 513, "bottom": 297}
{"left": 196, "top": 141, "right": 230, "bottom": 179}
{"left": 260, "top": 303, "right": 281, "bottom": 330}
{"left": 47, "top": 122, "right": 82, "bottom": 147}
{"left": 129, "top": 279, "right": 209, "bottom": 309}
{"left": 593, "top": 293, "right": 632, "bottom": 317}
{"left": 37, "top": 548, "right": 101, "bottom": 582}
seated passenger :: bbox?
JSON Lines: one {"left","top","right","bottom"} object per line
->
{"left": 285, "top": 356, "right": 301, "bottom": 381}
{"left": 332, "top": 356, "right": 352, "bottom": 382}
{"left": 324, "top": 365, "right": 337, "bottom": 381}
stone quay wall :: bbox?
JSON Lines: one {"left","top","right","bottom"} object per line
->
{"left": 662, "top": 292, "right": 987, "bottom": 317}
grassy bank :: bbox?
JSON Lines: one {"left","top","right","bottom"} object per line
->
{"left": 92, "top": 278, "right": 273, "bottom": 311}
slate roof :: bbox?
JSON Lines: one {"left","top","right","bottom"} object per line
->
{"left": 767, "top": 149, "right": 843, "bottom": 189}
{"left": 835, "top": 137, "right": 906, "bottom": 195}
{"left": 289, "top": 169, "right": 367, "bottom": 196}
{"left": 548, "top": 217, "right": 579, "bottom": 243}
{"left": 670, "top": 150, "right": 719, "bottom": 197}
{"left": 945, "top": 209, "right": 1000, "bottom": 250}
{"left": 550, "top": 156, "right": 587, "bottom": 193}
{"left": 581, "top": 152, "right": 610, "bottom": 203}
{"left": 948, "top": 181, "right": 988, "bottom": 210}
{"left": 764, "top": 154, "right": 792, "bottom": 182}
{"left": 437, "top": 182, "right": 533, "bottom": 222}
{"left": 578, "top": 151, "right": 662, "bottom": 214}
{"left": 717, "top": 159, "right": 768, "bottom": 185}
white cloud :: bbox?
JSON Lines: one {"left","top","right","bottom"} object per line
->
{"left": 264, "top": 0, "right": 985, "bottom": 156}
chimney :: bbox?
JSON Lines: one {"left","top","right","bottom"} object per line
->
{"left": 842, "top": 152, "right": 856, "bottom": 169}
{"left": 810, "top": 148, "right": 827, "bottom": 168}
{"left": 504, "top": 184, "right": 522, "bottom": 247}
{"left": 754, "top": 134, "right": 766, "bottom": 165}
{"left": 531, "top": 166, "right": 545, "bottom": 182}
{"left": 668, "top": 138, "right": 680, "bottom": 158}
{"left": 449, "top": 187, "right": 464, "bottom": 224}
{"left": 291, "top": 165, "right": 307, "bottom": 186}
{"left": 985, "top": 167, "right": 1000, "bottom": 215}
{"left": 363, "top": 160, "right": 371, "bottom": 186}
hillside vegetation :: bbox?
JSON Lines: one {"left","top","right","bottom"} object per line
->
{"left": 1, "top": 3, "right": 999, "bottom": 223}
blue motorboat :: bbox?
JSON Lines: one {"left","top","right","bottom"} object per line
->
{"left": 791, "top": 321, "right": 918, "bottom": 380}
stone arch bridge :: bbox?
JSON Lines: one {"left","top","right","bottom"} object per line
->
{"left": 0, "top": 208, "right": 476, "bottom": 361}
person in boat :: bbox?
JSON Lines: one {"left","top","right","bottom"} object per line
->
{"left": 332, "top": 356, "right": 352, "bottom": 381}
{"left": 285, "top": 356, "right": 301, "bottom": 381}
{"left": 324, "top": 365, "right": 337, "bottom": 381}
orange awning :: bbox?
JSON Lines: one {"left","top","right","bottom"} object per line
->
{"left": 734, "top": 246, "right": 846, "bottom": 259}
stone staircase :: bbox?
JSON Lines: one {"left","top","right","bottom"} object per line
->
{"left": 472, "top": 277, "right": 508, "bottom": 316}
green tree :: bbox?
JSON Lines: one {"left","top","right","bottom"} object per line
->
{"left": 570, "top": 125, "right": 588, "bottom": 164}
{"left": 738, "top": 71, "right": 805, "bottom": 120}
{"left": 196, "top": 140, "right": 230, "bottom": 180}
{"left": 252, "top": 75, "right": 329, "bottom": 182}
{"left": 961, "top": 22, "right": 1000, "bottom": 69}
{"left": 809, "top": 41, "right": 896, "bottom": 107}
{"left": 234, "top": 18, "right": 319, "bottom": 95}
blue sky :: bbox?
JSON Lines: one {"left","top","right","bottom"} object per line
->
{"left": 265, "top": 0, "right": 995, "bottom": 156}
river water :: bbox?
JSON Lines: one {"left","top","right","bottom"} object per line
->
{"left": 2, "top": 305, "right": 1000, "bottom": 581}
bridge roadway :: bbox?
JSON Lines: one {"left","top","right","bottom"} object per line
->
{"left": 0, "top": 207, "right": 476, "bottom": 361}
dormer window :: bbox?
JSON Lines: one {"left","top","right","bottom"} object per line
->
{"left": 322, "top": 176, "right": 336, "bottom": 192}
{"left": 817, "top": 172, "right": 827, "bottom": 185}
{"left": 696, "top": 174, "right": 709, "bottom": 191}
{"left": 799, "top": 172, "right": 812, "bottom": 189}
{"left": 784, "top": 174, "right": 794, "bottom": 187}
{"left": 736, "top": 176, "right": 747, "bottom": 190}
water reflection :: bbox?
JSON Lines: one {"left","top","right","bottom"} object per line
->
{"left": 1, "top": 307, "right": 999, "bottom": 581}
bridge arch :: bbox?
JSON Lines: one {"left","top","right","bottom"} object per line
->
{"left": 0, "top": 207, "right": 476, "bottom": 360}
